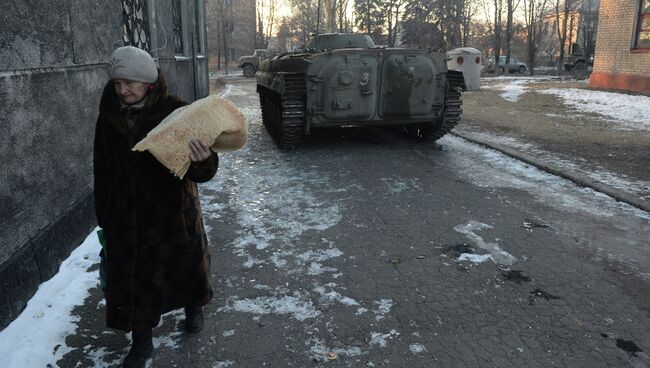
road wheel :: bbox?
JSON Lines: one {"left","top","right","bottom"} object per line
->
{"left": 519, "top": 65, "right": 526, "bottom": 74}
{"left": 573, "top": 61, "right": 585, "bottom": 73}
{"left": 498, "top": 66, "right": 504, "bottom": 74}
{"left": 243, "top": 65, "right": 256, "bottom": 78}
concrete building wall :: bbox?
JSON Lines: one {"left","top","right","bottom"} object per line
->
{"left": 591, "top": 0, "right": 650, "bottom": 93}
{"left": 0, "top": 0, "right": 209, "bottom": 330}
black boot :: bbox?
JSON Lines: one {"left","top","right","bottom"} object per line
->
{"left": 184, "top": 306, "right": 205, "bottom": 333}
{"left": 122, "top": 328, "right": 154, "bottom": 368}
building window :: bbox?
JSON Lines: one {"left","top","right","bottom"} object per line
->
{"left": 635, "top": 0, "right": 650, "bottom": 49}
{"left": 224, "top": 20, "right": 235, "bottom": 33}
{"left": 121, "top": 0, "right": 151, "bottom": 50}
{"left": 172, "top": 0, "right": 185, "bottom": 54}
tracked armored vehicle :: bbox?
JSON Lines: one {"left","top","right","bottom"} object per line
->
{"left": 256, "top": 33, "right": 465, "bottom": 149}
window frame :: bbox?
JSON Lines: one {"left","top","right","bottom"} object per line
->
{"left": 172, "top": 0, "right": 189, "bottom": 57}
{"left": 632, "top": 0, "right": 650, "bottom": 51}
{"left": 194, "top": 0, "right": 206, "bottom": 55}
{"left": 121, "top": 0, "right": 152, "bottom": 51}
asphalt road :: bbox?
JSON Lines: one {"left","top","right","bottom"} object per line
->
{"left": 59, "top": 75, "right": 650, "bottom": 368}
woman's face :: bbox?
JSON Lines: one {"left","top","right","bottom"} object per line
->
{"left": 113, "top": 79, "right": 148, "bottom": 105}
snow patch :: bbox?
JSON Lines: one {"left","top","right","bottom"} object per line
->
{"left": 484, "top": 76, "right": 561, "bottom": 102}
{"left": 369, "top": 330, "right": 400, "bottom": 347}
{"left": 0, "top": 229, "right": 102, "bottom": 368}
{"left": 458, "top": 253, "right": 493, "bottom": 263}
{"left": 490, "top": 79, "right": 530, "bottom": 102}
{"left": 218, "top": 292, "right": 320, "bottom": 321}
{"left": 539, "top": 88, "right": 650, "bottom": 131}
{"left": 373, "top": 299, "right": 393, "bottom": 320}
{"left": 218, "top": 83, "right": 249, "bottom": 97}
{"left": 313, "top": 284, "right": 360, "bottom": 306}
{"left": 200, "top": 115, "right": 343, "bottom": 270}
{"left": 443, "top": 135, "right": 650, "bottom": 221}
{"left": 381, "top": 177, "right": 421, "bottom": 194}
{"left": 307, "top": 262, "right": 338, "bottom": 275}
{"left": 409, "top": 343, "right": 427, "bottom": 354}
{"left": 454, "top": 131, "right": 650, "bottom": 201}
{"left": 213, "top": 361, "right": 235, "bottom": 368}
{"left": 308, "top": 337, "right": 364, "bottom": 360}
{"left": 356, "top": 307, "right": 369, "bottom": 315}
{"left": 454, "top": 221, "right": 516, "bottom": 266}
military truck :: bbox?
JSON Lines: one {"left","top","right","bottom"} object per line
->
{"left": 256, "top": 33, "right": 465, "bottom": 149}
{"left": 564, "top": 43, "right": 594, "bottom": 73}
{"left": 239, "top": 49, "right": 277, "bottom": 78}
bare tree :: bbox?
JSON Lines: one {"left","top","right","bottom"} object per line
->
{"left": 523, "top": 0, "right": 550, "bottom": 74}
{"left": 480, "top": 0, "right": 505, "bottom": 75}
{"left": 461, "top": 0, "right": 479, "bottom": 47}
{"left": 382, "top": 0, "right": 406, "bottom": 46}
{"left": 336, "top": 0, "right": 351, "bottom": 32}
{"left": 323, "top": 0, "right": 337, "bottom": 32}
{"left": 554, "top": 0, "right": 578, "bottom": 72}
{"left": 353, "top": 0, "right": 384, "bottom": 41}
{"left": 257, "top": 0, "right": 277, "bottom": 48}
{"left": 503, "top": 0, "right": 522, "bottom": 75}
{"left": 205, "top": 0, "right": 235, "bottom": 71}
{"left": 287, "top": 0, "right": 319, "bottom": 44}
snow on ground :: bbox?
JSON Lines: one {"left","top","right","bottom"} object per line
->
{"left": 483, "top": 76, "right": 650, "bottom": 131}
{"left": 209, "top": 70, "right": 243, "bottom": 79}
{"left": 409, "top": 343, "right": 427, "bottom": 354}
{"left": 0, "top": 229, "right": 101, "bottom": 368}
{"left": 454, "top": 221, "right": 517, "bottom": 265}
{"left": 538, "top": 88, "right": 650, "bottom": 131}
{"left": 483, "top": 76, "right": 558, "bottom": 102}
{"left": 458, "top": 131, "right": 650, "bottom": 202}
{"left": 2, "top": 80, "right": 647, "bottom": 367}
{"left": 443, "top": 134, "right": 650, "bottom": 221}
{"left": 497, "top": 79, "right": 528, "bottom": 102}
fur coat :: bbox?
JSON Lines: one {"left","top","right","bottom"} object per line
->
{"left": 93, "top": 73, "right": 217, "bottom": 332}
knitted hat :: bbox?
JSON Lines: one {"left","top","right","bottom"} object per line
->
{"left": 109, "top": 46, "right": 158, "bottom": 83}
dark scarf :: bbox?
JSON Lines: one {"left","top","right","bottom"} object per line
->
{"left": 120, "top": 96, "right": 149, "bottom": 130}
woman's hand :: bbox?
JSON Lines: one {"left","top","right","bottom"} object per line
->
{"left": 189, "top": 139, "right": 212, "bottom": 162}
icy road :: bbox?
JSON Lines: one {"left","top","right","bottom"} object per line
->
{"left": 2, "top": 75, "right": 649, "bottom": 368}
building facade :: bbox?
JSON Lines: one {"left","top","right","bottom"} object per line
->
{"left": 590, "top": 0, "right": 650, "bottom": 93}
{"left": 206, "top": 0, "right": 256, "bottom": 67}
{"left": 0, "top": 0, "right": 209, "bottom": 329}
{"left": 540, "top": 0, "right": 600, "bottom": 67}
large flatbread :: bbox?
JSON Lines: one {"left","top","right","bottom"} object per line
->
{"left": 132, "top": 95, "right": 247, "bottom": 179}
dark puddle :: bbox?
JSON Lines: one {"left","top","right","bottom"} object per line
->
{"left": 528, "top": 288, "right": 560, "bottom": 305}
{"left": 601, "top": 334, "right": 645, "bottom": 357}
{"left": 522, "top": 219, "right": 549, "bottom": 229}
{"left": 616, "top": 338, "right": 644, "bottom": 355}
{"left": 501, "top": 270, "right": 531, "bottom": 284}
{"left": 444, "top": 243, "right": 475, "bottom": 257}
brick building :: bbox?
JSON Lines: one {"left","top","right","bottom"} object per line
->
{"left": 590, "top": 0, "right": 650, "bottom": 93}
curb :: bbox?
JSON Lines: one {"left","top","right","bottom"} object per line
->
{"left": 450, "top": 131, "right": 650, "bottom": 213}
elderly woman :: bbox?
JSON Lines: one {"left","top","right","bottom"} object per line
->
{"left": 93, "top": 46, "right": 217, "bottom": 367}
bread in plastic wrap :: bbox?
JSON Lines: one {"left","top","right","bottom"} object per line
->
{"left": 132, "top": 94, "right": 247, "bottom": 179}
